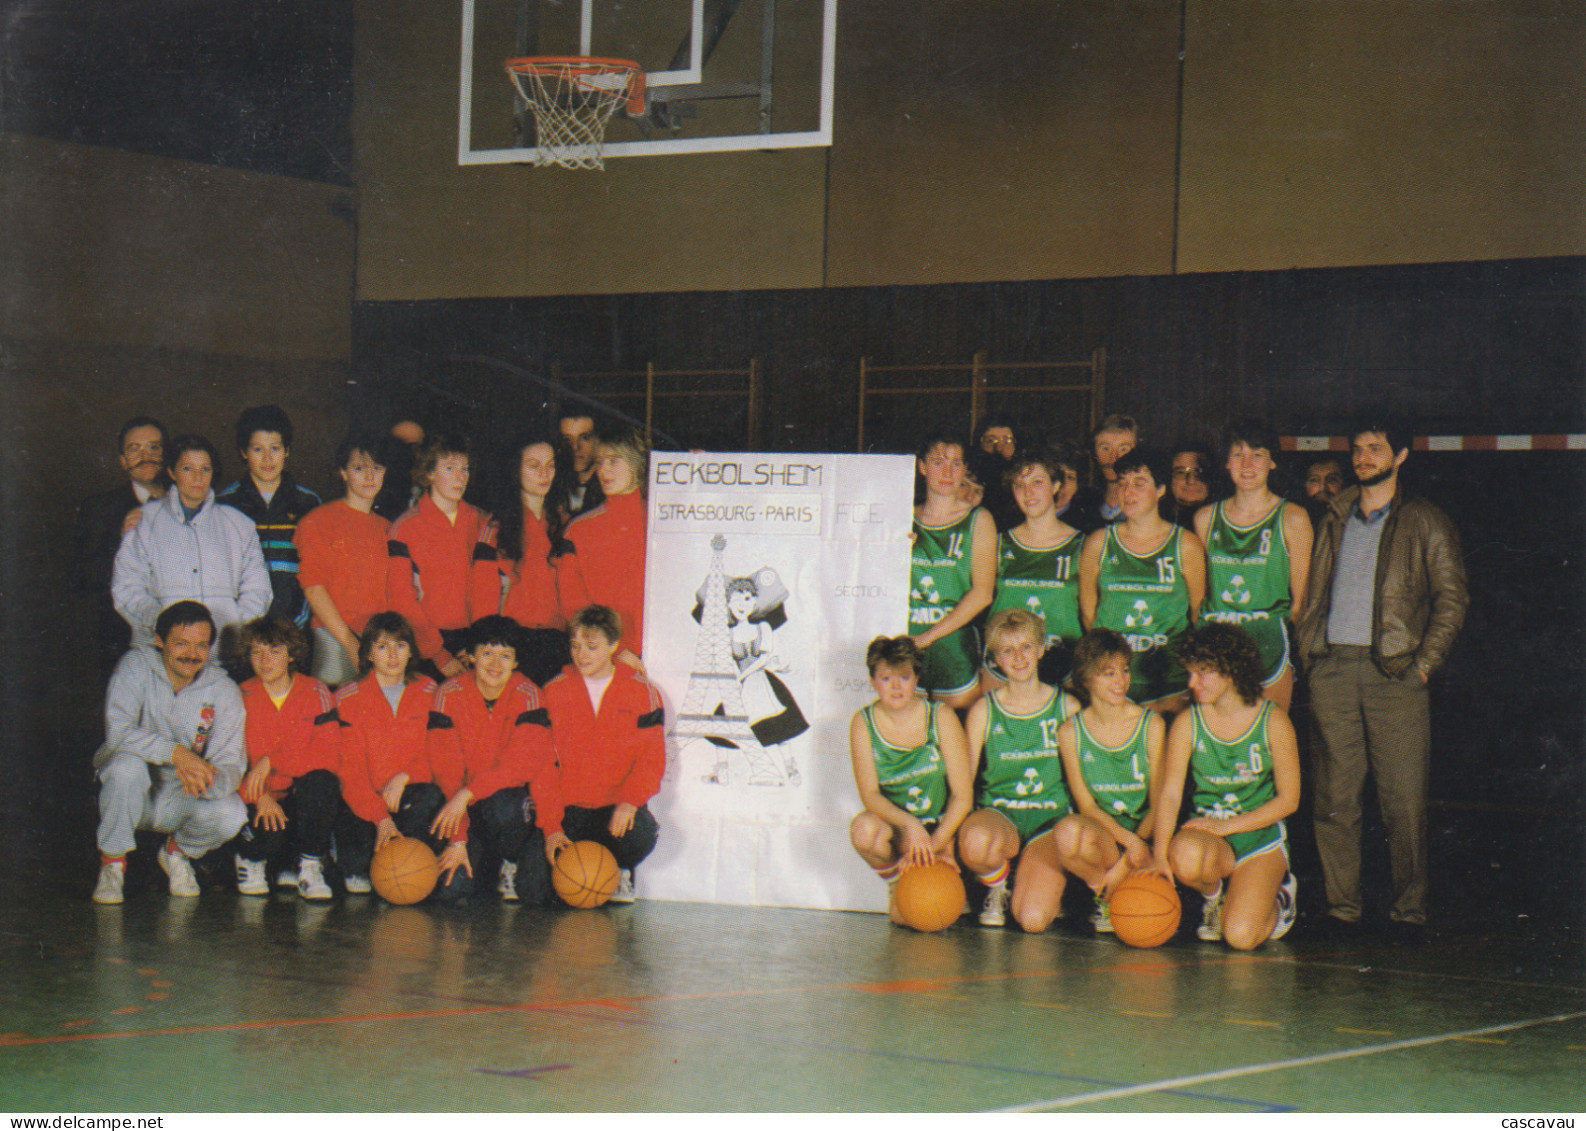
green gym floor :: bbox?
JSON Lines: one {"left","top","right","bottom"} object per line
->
{"left": 2, "top": 891, "right": 1582, "bottom": 1113}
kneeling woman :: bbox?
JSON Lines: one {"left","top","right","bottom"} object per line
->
{"left": 849, "top": 636, "right": 973, "bottom": 922}
{"left": 1153, "top": 623, "right": 1300, "bottom": 949}
{"left": 333, "top": 612, "right": 447, "bottom": 895}
{"left": 956, "top": 610, "right": 1079, "bottom": 930}
{"left": 1052, "top": 628, "right": 1165, "bottom": 932}
{"left": 234, "top": 614, "right": 342, "bottom": 900}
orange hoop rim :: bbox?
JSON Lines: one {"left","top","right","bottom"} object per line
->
{"left": 504, "top": 56, "right": 647, "bottom": 117}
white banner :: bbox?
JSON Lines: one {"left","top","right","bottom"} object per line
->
{"left": 640, "top": 453, "right": 914, "bottom": 910}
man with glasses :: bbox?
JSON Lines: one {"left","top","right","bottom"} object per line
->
{"left": 74, "top": 418, "right": 169, "bottom": 681}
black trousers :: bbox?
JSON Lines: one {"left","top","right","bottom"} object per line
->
{"left": 234, "top": 769, "right": 341, "bottom": 863}
{"left": 433, "top": 786, "right": 550, "bottom": 905}
{"left": 520, "top": 803, "right": 659, "bottom": 907}
{"left": 334, "top": 782, "right": 446, "bottom": 879}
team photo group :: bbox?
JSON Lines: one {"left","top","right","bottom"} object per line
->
{"left": 76, "top": 397, "right": 1467, "bottom": 951}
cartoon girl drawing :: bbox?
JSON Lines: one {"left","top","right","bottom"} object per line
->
{"left": 697, "top": 566, "right": 809, "bottom": 786}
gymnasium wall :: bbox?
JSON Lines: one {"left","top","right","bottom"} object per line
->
{"left": 1, "top": 134, "right": 356, "bottom": 899}
{"left": 354, "top": 0, "right": 1586, "bottom": 299}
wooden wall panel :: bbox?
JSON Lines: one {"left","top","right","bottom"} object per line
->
{"left": 1177, "top": 0, "right": 1586, "bottom": 272}
{"left": 825, "top": 0, "right": 1181, "bottom": 287}
{"left": 1, "top": 134, "right": 353, "bottom": 359}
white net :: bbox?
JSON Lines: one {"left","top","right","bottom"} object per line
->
{"left": 507, "top": 59, "right": 641, "bottom": 170}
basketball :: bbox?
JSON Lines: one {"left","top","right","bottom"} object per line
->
{"left": 1108, "top": 872, "right": 1182, "bottom": 948}
{"left": 893, "top": 862, "right": 965, "bottom": 932}
{"left": 552, "top": 841, "right": 621, "bottom": 909}
{"left": 370, "top": 837, "right": 439, "bottom": 905}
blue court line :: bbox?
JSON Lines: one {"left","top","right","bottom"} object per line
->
{"left": 992, "top": 1009, "right": 1586, "bottom": 1112}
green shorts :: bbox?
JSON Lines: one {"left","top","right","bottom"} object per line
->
{"left": 1227, "top": 820, "right": 1287, "bottom": 867}
{"left": 920, "top": 623, "right": 981, "bottom": 698}
{"left": 1128, "top": 640, "right": 1188, "bottom": 705}
{"left": 984, "top": 801, "right": 1067, "bottom": 844}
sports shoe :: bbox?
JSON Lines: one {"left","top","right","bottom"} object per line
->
{"left": 1090, "top": 894, "right": 1114, "bottom": 934}
{"left": 235, "top": 854, "right": 269, "bottom": 896}
{"left": 344, "top": 874, "right": 372, "bottom": 894}
{"left": 610, "top": 868, "right": 636, "bottom": 904}
{"left": 978, "top": 881, "right": 1010, "bottom": 927}
{"left": 497, "top": 860, "right": 520, "bottom": 902}
{"left": 1196, "top": 886, "right": 1224, "bottom": 942}
{"left": 296, "top": 856, "right": 332, "bottom": 901}
{"left": 93, "top": 859, "right": 126, "bottom": 905}
{"left": 159, "top": 843, "right": 200, "bottom": 898}
{"left": 275, "top": 868, "right": 298, "bottom": 889}
{"left": 1270, "top": 873, "right": 1298, "bottom": 941}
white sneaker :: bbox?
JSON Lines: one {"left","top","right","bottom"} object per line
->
{"left": 235, "top": 855, "right": 269, "bottom": 896}
{"left": 1091, "top": 894, "right": 1114, "bottom": 934}
{"left": 610, "top": 868, "right": 636, "bottom": 904}
{"left": 296, "top": 856, "right": 332, "bottom": 901}
{"left": 275, "top": 868, "right": 298, "bottom": 889}
{"left": 497, "top": 860, "right": 520, "bottom": 902}
{"left": 159, "top": 844, "right": 200, "bottom": 898}
{"left": 93, "top": 860, "right": 126, "bottom": 905}
{"left": 1270, "top": 873, "right": 1298, "bottom": 941}
{"left": 1197, "top": 886, "right": 1224, "bottom": 942}
{"left": 344, "top": 874, "right": 372, "bottom": 894}
{"left": 978, "top": 881, "right": 1009, "bottom": 927}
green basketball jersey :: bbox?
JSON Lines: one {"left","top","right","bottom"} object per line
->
{"left": 1094, "top": 525, "right": 1191, "bottom": 702}
{"left": 989, "top": 529, "right": 1085, "bottom": 645}
{"left": 911, "top": 508, "right": 981, "bottom": 629}
{"left": 1072, "top": 710, "right": 1153, "bottom": 832}
{"left": 866, "top": 703, "right": 949, "bottom": 823}
{"left": 1201, "top": 500, "right": 1292, "bottom": 680}
{"left": 1188, "top": 701, "right": 1278, "bottom": 824}
{"left": 911, "top": 507, "right": 985, "bottom": 695}
{"left": 978, "top": 688, "right": 1078, "bottom": 840}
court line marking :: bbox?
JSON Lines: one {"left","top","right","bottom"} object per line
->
{"left": 1295, "top": 959, "right": 1586, "bottom": 996}
{"left": 993, "top": 1010, "right": 1586, "bottom": 1112}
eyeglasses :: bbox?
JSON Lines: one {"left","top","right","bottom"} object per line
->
{"left": 1172, "top": 468, "right": 1205, "bottom": 481}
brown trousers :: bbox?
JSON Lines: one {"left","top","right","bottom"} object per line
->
{"left": 1308, "top": 644, "right": 1431, "bottom": 925}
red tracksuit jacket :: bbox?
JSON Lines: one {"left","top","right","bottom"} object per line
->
{"left": 427, "top": 670, "right": 555, "bottom": 842}
{"left": 335, "top": 672, "right": 438, "bottom": 825}
{"left": 538, "top": 663, "right": 665, "bottom": 835}
{"left": 555, "top": 490, "right": 647, "bottom": 654}
{"left": 386, "top": 494, "right": 502, "bottom": 667}
{"left": 239, "top": 673, "right": 339, "bottom": 798}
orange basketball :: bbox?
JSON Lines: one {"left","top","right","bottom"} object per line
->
{"left": 552, "top": 841, "right": 620, "bottom": 909}
{"left": 1109, "top": 872, "right": 1182, "bottom": 948}
{"left": 894, "top": 862, "right": 965, "bottom": 932}
{"left": 371, "top": 837, "right": 439, "bottom": 905}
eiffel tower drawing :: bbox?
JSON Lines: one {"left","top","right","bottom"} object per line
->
{"left": 671, "top": 534, "right": 789, "bottom": 786}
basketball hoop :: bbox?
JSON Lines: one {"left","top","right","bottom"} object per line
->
{"left": 505, "top": 56, "right": 647, "bottom": 170}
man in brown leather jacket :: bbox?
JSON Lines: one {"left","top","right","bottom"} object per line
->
{"left": 1295, "top": 416, "right": 1468, "bottom": 943}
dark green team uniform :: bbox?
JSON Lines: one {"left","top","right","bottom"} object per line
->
{"left": 1201, "top": 500, "right": 1292, "bottom": 684}
{"left": 977, "top": 688, "right": 1078, "bottom": 841}
{"left": 866, "top": 703, "right": 949, "bottom": 824}
{"left": 1094, "top": 525, "right": 1192, "bottom": 703}
{"left": 1189, "top": 701, "right": 1286, "bottom": 863}
{"left": 1072, "top": 710, "right": 1153, "bottom": 832}
{"left": 911, "top": 507, "right": 985, "bottom": 697}
{"left": 985, "top": 529, "right": 1084, "bottom": 683}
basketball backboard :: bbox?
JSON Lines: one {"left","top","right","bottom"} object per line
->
{"left": 459, "top": 0, "right": 836, "bottom": 164}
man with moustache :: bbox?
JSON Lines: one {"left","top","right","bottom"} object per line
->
{"left": 74, "top": 418, "right": 169, "bottom": 680}
{"left": 91, "top": 601, "right": 247, "bottom": 903}
{"left": 1296, "top": 415, "right": 1468, "bottom": 944}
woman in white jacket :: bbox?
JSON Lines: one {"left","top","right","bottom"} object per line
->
{"left": 113, "top": 434, "right": 272, "bottom": 650}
